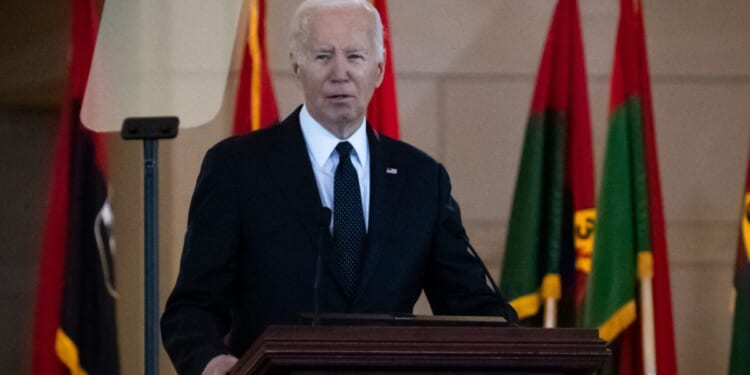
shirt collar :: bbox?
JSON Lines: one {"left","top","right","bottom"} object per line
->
{"left": 299, "top": 105, "right": 369, "bottom": 168}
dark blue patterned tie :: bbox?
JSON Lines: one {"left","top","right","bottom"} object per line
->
{"left": 333, "top": 142, "right": 365, "bottom": 299}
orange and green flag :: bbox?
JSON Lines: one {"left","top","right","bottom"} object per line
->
{"left": 583, "top": 0, "right": 677, "bottom": 374}
{"left": 729, "top": 148, "right": 750, "bottom": 375}
{"left": 500, "top": 0, "right": 595, "bottom": 326}
{"left": 367, "top": 0, "right": 400, "bottom": 139}
{"left": 233, "top": 0, "right": 278, "bottom": 134}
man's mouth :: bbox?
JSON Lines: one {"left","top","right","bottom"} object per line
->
{"left": 327, "top": 94, "right": 353, "bottom": 100}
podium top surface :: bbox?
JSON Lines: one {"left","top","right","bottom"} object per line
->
{"left": 298, "top": 313, "right": 509, "bottom": 327}
{"left": 232, "top": 323, "right": 609, "bottom": 375}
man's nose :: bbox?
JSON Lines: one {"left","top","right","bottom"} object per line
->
{"left": 330, "top": 55, "right": 349, "bottom": 82}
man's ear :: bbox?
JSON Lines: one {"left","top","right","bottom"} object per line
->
{"left": 290, "top": 52, "right": 300, "bottom": 76}
{"left": 291, "top": 60, "right": 302, "bottom": 88}
{"left": 375, "top": 60, "right": 385, "bottom": 87}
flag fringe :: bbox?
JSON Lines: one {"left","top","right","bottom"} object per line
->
{"left": 510, "top": 292, "right": 542, "bottom": 319}
{"left": 55, "top": 328, "right": 88, "bottom": 375}
{"left": 598, "top": 300, "right": 637, "bottom": 342}
{"left": 509, "top": 273, "right": 562, "bottom": 320}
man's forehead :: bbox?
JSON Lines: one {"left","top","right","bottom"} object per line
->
{"left": 306, "top": 14, "right": 375, "bottom": 49}
{"left": 308, "top": 28, "right": 372, "bottom": 46}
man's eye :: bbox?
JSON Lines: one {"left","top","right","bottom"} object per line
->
{"left": 348, "top": 54, "right": 364, "bottom": 60}
{"left": 315, "top": 54, "right": 330, "bottom": 61}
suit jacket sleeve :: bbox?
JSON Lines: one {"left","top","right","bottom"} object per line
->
{"left": 161, "top": 144, "right": 240, "bottom": 375}
{"left": 423, "top": 163, "right": 517, "bottom": 321}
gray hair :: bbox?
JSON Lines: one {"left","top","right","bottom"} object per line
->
{"left": 289, "top": 0, "right": 385, "bottom": 67}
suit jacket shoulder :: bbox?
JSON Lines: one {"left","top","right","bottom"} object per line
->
{"left": 204, "top": 109, "right": 301, "bottom": 164}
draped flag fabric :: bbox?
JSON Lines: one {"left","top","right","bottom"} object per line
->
{"left": 367, "top": 0, "right": 400, "bottom": 139}
{"left": 500, "top": 0, "right": 595, "bottom": 327}
{"left": 583, "top": 1, "right": 677, "bottom": 374}
{"left": 233, "top": 0, "right": 279, "bottom": 134}
{"left": 31, "top": 0, "right": 120, "bottom": 374}
{"left": 729, "top": 149, "right": 750, "bottom": 375}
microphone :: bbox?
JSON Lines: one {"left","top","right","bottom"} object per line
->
{"left": 441, "top": 199, "right": 519, "bottom": 325}
{"left": 313, "top": 207, "right": 332, "bottom": 326}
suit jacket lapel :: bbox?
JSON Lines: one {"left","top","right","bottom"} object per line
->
{"left": 267, "top": 109, "right": 325, "bottom": 256}
{"left": 355, "top": 127, "right": 405, "bottom": 304}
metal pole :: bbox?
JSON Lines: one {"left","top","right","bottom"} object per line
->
{"left": 144, "top": 138, "right": 159, "bottom": 375}
{"left": 121, "top": 116, "right": 178, "bottom": 375}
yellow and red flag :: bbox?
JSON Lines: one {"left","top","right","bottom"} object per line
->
{"left": 233, "top": 0, "right": 278, "bottom": 134}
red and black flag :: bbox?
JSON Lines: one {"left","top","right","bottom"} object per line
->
{"left": 31, "top": 0, "right": 119, "bottom": 374}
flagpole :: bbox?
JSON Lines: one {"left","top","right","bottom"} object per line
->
{"left": 640, "top": 276, "right": 657, "bottom": 375}
{"left": 122, "top": 117, "right": 179, "bottom": 375}
{"left": 544, "top": 298, "right": 557, "bottom": 328}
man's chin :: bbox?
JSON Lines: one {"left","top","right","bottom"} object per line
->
{"left": 315, "top": 112, "right": 365, "bottom": 137}
{"left": 323, "top": 110, "right": 362, "bottom": 126}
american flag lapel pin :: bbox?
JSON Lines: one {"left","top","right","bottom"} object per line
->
{"left": 386, "top": 167, "right": 398, "bottom": 175}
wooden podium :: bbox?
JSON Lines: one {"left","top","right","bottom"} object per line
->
{"left": 230, "top": 316, "right": 609, "bottom": 375}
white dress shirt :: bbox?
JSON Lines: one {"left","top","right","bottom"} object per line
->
{"left": 299, "top": 105, "right": 370, "bottom": 232}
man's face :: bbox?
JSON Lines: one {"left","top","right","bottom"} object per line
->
{"left": 295, "top": 6, "right": 384, "bottom": 134}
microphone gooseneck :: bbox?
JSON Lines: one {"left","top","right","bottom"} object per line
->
{"left": 441, "top": 199, "right": 519, "bottom": 326}
{"left": 313, "top": 207, "right": 332, "bottom": 326}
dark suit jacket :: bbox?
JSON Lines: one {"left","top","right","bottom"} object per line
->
{"left": 161, "top": 108, "right": 515, "bottom": 375}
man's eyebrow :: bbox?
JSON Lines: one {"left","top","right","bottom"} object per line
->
{"left": 311, "top": 46, "right": 334, "bottom": 53}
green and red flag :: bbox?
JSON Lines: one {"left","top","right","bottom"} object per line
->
{"left": 233, "top": 0, "right": 278, "bottom": 134}
{"left": 31, "top": 0, "right": 119, "bottom": 374}
{"left": 500, "top": 0, "right": 595, "bottom": 326}
{"left": 583, "top": 0, "right": 677, "bottom": 374}
{"left": 729, "top": 148, "right": 750, "bottom": 375}
{"left": 367, "top": 0, "right": 400, "bottom": 139}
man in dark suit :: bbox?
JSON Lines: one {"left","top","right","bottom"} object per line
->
{"left": 161, "top": 1, "right": 516, "bottom": 374}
